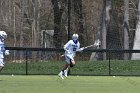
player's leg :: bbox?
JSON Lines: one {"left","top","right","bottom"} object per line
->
{"left": 58, "top": 55, "right": 72, "bottom": 78}
{"left": 63, "top": 56, "right": 76, "bottom": 77}
{"left": 63, "top": 64, "right": 70, "bottom": 77}
{"left": 0, "top": 66, "right": 4, "bottom": 72}
{"left": 64, "top": 55, "right": 74, "bottom": 76}
{"left": 58, "top": 63, "right": 68, "bottom": 79}
{"left": 0, "top": 58, "right": 4, "bottom": 72}
{"left": 70, "top": 59, "right": 75, "bottom": 67}
{"left": 58, "top": 63, "right": 70, "bottom": 76}
{"left": 58, "top": 71, "right": 64, "bottom": 79}
{"left": 63, "top": 63, "right": 70, "bottom": 71}
{"left": 64, "top": 59, "right": 76, "bottom": 77}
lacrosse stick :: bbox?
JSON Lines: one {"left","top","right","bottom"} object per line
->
{"left": 61, "top": 39, "right": 101, "bottom": 57}
{"left": 83, "top": 39, "right": 101, "bottom": 50}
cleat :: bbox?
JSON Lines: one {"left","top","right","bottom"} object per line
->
{"left": 64, "top": 70, "right": 68, "bottom": 77}
{"left": 58, "top": 71, "right": 64, "bottom": 79}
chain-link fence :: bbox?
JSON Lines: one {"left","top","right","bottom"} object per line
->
{"left": 0, "top": 47, "right": 140, "bottom": 76}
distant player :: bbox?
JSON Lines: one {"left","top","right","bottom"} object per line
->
{"left": 0, "top": 31, "right": 9, "bottom": 72}
{"left": 58, "top": 34, "right": 84, "bottom": 79}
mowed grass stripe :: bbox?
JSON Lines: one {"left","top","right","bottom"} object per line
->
{"left": 0, "top": 75, "right": 140, "bottom": 93}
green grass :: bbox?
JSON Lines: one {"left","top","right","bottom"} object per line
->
{"left": 1, "top": 60, "right": 140, "bottom": 75}
{"left": 0, "top": 75, "right": 140, "bottom": 93}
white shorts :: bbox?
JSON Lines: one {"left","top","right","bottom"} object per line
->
{"left": 65, "top": 54, "right": 74, "bottom": 64}
{"left": 0, "top": 58, "right": 4, "bottom": 67}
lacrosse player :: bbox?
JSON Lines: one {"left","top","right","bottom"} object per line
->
{"left": 58, "top": 34, "right": 84, "bottom": 79}
{"left": 0, "top": 31, "right": 9, "bottom": 72}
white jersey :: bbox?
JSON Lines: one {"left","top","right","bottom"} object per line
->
{"left": 0, "top": 37, "right": 4, "bottom": 45}
{"left": 0, "top": 37, "right": 5, "bottom": 58}
{"left": 64, "top": 40, "right": 80, "bottom": 57}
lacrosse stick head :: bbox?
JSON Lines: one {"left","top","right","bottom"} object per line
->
{"left": 94, "top": 39, "right": 101, "bottom": 46}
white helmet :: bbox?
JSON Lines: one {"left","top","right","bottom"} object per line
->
{"left": 0, "top": 31, "right": 7, "bottom": 39}
{"left": 72, "top": 34, "right": 79, "bottom": 40}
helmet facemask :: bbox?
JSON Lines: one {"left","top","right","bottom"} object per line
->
{"left": 0, "top": 31, "right": 7, "bottom": 40}
{"left": 72, "top": 34, "right": 78, "bottom": 44}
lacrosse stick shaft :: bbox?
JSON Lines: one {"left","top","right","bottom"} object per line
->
{"left": 84, "top": 44, "right": 95, "bottom": 49}
{"left": 83, "top": 40, "right": 100, "bottom": 49}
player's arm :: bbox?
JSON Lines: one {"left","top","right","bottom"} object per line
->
{"left": 5, "top": 50, "right": 10, "bottom": 55}
{"left": 64, "top": 40, "right": 72, "bottom": 54}
{"left": 64, "top": 40, "right": 71, "bottom": 51}
{"left": 76, "top": 43, "right": 84, "bottom": 52}
{"left": 3, "top": 46, "right": 10, "bottom": 55}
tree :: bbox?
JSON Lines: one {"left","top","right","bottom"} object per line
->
{"left": 72, "top": 0, "right": 85, "bottom": 46}
{"left": 106, "top": 0, "right": 122, "bottom": 59}
{"left": 31, "top": 0, "right": 40, "bottom": 47}
{"left": 123, "top": 0, "right": 129, "bottom": 59}
{"left": 51, "top": 0, "right": 66, "bottom": 48}
{"left": 131, "top": 0, "right": 140, "bottom": 60}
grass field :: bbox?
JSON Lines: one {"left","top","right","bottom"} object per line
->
{"left": 2, "top": 60, "right": 140, "bottom": 75}
{"left": 0, "top": 75, "right": 140, "bottom": 93}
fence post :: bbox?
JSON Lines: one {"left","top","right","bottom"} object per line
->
{"left": 25, "top": 49, "right": 28, "bottom": 75}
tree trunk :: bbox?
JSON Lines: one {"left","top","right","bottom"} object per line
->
{"left": 123, "top": 0, "right": 129, "bottom": 60}
{"left": 131, "top": 1, "right": 140, "bottom": 60}
{"left": 51, "top": 0, "right": 64, "bottom": 48}
{"left": 106, "top": 0, "right": 122, "bottom": 59}
{"left": 13, "top": 1, "right": 16, "bottom": 47}
{"left": 90, "top": 0, "right": 107, "bottom": 61}
{"left": 73, "top": 0, "right": 85, "bottom": 46}
{"left": 20, "top": 0, "right": 24, "bottom": 47}
{"left": 31, "top": 0, "right": 39, "bottom": 48}
{"left": 13, "top": 0, "right": 17, "bottom": 62}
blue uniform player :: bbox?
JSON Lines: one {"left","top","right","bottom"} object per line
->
{"left": 0, "top": 31, "right": 9, "bottom": 72}
{"left": 58, "top": 34, "right": 84, "bottom": 79}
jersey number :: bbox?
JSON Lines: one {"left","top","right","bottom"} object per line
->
{"left": 0, "top": 45, "right": 5, "bottom": 52}
{"left": 73, "top": 48, "right": 76, "bottom": 51}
